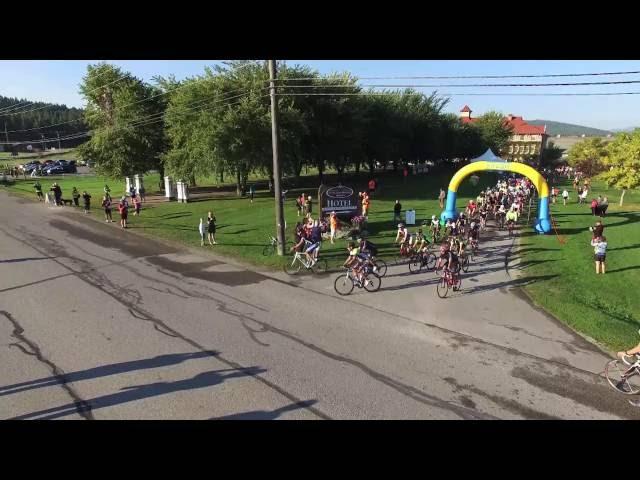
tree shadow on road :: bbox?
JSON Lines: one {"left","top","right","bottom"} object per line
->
{"left": 210, "top": 400, "right": 319, "bottom": 420}
{"left": 0, "top": 351, "right": 216, "bottom": 398}
{"left": 10, "top": 366, "right": 266, "bottom": 420}
{"left": 462, "top": 274, "right": 557, "bottom": 296}
{"left": 0, "top": 257, "right": 53, "bottom": 264}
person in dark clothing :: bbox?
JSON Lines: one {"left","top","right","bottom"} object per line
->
{"left": 102, "top": 196, "right": 113, "bottom": 222}
{"left": 72, "top": 187, "right": 80, "bottom": 207}
{"left": 207, "top": 211, "right": 217, "bottom": 245}
{"left": 82, "top": 191, "right": 91, "bottom": 214}
{"left": 34, "top": 181, "right": 43, "bottom": 201}
{"left": 138, "top": 185, "right": 145, "bottom": 202}
{"left": 393, "top": 200, "right": 402, "bottom": 222}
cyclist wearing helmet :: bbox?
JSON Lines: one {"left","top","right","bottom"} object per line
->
{"left": 430, "top": 215, "right": 441, "bottom": 240}
{"left": 618, "top": 331, "right": 640, "bottom": 407}
{"left": 413, "top": 227, "right": 428, "bottom": 252}
{"left": 395, "top": 223, "right": 412, "bottom": 247}
{"left": 506, "top": 207, "right": 518, "bottom": 227}
{"left": 437, "top": 241, "right": 458, "bottom": 273}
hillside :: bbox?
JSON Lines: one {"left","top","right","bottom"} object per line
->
{"left": 0, "top": 95, "right": 86, "bottom": 151}
{"left": 527, "top": 120, "right": 612, "bottom": 137}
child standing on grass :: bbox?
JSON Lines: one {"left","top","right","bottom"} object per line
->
{"left": 133, "top": 195, "right": 141, "bottom": 216}
{"left": 207, "top": 211, "right": 217, "bottom": 245}
{"left": 82, "top": 191, "right": 91, "bottom": 214}
{"left": 562, "top": 189, "right": 569, "bottom": 206}
{"left": 102, "top": 196, "right": 113, "bottom": 222}
{"left": 591, "top": 235, "right": 608, "bottom": 274}
{"left": 72, "top": 187, "right": 80, "bottom": 207}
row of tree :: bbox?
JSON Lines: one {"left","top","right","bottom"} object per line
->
{"left": 77, "top": 61, "right": 518, "bottom": 194}
{"left": 567, "top": 132, "right": 640, "bottom": 205}
{"left": 0, "top": 95, "right": 86, "bottom": 149}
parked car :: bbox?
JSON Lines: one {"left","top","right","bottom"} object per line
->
{"left": 44, "top": 165, "right": 65, "bottom": 175}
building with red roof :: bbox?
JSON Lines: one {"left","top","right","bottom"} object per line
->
{"left": 459, "top": 106, "right": 548, "bottom": 163}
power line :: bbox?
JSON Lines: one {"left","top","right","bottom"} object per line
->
{"left": 277, "top": 79, "right": 640, "bottom": 89}
{"left": 274, "top": 91, "right": 640, "bottom": 97}
{"left": 274, "top": 69, "right": 640, "bottom": 81}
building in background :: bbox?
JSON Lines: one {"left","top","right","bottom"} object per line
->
{"left": 460, "top": 105, "right": 548, "bottom": 163}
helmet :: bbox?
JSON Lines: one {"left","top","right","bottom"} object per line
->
{"left": 439, "top": 244, "right": 449, "bottom": 255}
{"left": 470, "top": 222, "right": 476, "bottom": 229}
{"left": 397, "top": 223, "right": 404, "bottom": 228}
{"left": 432, "top": 215, "right": 436, "bottom": 220}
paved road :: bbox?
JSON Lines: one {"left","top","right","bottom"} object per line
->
{"left": 0, "top": 190, "right": 637, "bottom": 419}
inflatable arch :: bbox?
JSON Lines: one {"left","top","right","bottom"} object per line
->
{"left": 440, "top": 161, "right": 551, "bottom": 234}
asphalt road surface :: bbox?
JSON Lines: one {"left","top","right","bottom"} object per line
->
{"left": 0, "top": 190, "right": 637, "bottom": 419}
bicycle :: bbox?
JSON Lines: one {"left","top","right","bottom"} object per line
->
{"left": 368, "top": 256, "right": 388, "bottom": 277}
{"left": 283, "top": 249, "right": 328, "bottom": 275}
{"left": 334, "top": 266, "right": 381, "bottom": 296}
{"left": 436, "top": 268, "right": 462, "bottom": 298}
{"left": 496, "top": 212, "right": 505, "bottom": 230}
{"left": 394, "top": 242, "right": 415, "bottom": 265}
{"left": 605, "top": 354, "right": 640, "bottom": 396}
{"left": 409, "top": 249, "right": 437, "bottom": 274}
{"left": 263, "top": 235, "right": 290, "bottom": 256}
{"left": 507, "top": 220, "right": 516, "bottom": 238}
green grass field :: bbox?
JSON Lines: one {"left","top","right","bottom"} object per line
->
{"left": 4, "top": 169, "right": 639, "bottom": 351}
{"left": 518, "top": 181, "right": 640, "bottom": 351}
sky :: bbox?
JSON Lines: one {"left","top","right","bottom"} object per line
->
{"left": 1, "top": 60, "right": 639, "bottom": 130}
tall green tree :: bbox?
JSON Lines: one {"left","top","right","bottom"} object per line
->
{"left": 567, "top": 137, "right": 608, "bottom": 177}
{"left": 540, "top": 140, "right": 565, "bottom": 168}
{"left": 600, "top": 130, "right": 640, "bottom": 206}
{"left": 471, "top": 111, "right": 512, "bottom": 156}
{"left": 77, "top": 63, "right": 167, "bottom": 179}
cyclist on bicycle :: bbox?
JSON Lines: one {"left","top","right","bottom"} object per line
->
{"left": 358, "top": 237, "right": 380, "bottom": 274}
{"left": 343, "top": 242, "right": 366, "bottom": 285}
{"left": 437, "top": 242, "right": 459, "bottom": 275}
{"left": 290, "top": 224, "right": 309, "bottom": 253}
{"left": 430, "top": 215, "right": 441, "bottom": 242}
{"left": 468, "top": 221, "right": 480, "bottom": 249}
{"left": 506, "top": 207, "right": 518, "bottom": 230}
{"left": 395, "top": 223, "right": 412, "bottom": 251}
{"left": 412, "top": 228, "right": 428, "bottom": 252}
{"left": 304, "top": 221, "right": 322, "bottom": 265}
{"left": 479, "top": 207, "right": 488, "bottom": 229}
{"left": 617, "top": 331, "right": 640, "bottom": 406}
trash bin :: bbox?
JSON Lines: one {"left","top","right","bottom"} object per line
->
{"left": 405, "top": 209, "right": 416, "bottom": 225}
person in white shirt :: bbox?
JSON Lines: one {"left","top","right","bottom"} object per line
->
{"left": 562, "top": 189, "right": 569, "bottom": 206}
{"left": 590, "top": 235, "right": 607, "bottom": 274}
{"left": 198, "top": 218, "right": 206, "bottom": 247}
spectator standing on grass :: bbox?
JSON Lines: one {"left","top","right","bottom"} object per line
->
{"left": 600, "top": 196, "right": 609, "bottom": 217}
{"left": 198, "top": 218, "right": 206, "bottom": 247}
{"left": 590, "top": 220, "right": 604, "bottom": 240}
{"left": 562, "top": 189, "right": 569, "bottom": 206}
{"left": 329, "top": 211, "right": 338, "bottom": 244}
{"left": 118, "top": 198, "right": 128, "bottom": 229}
{"left": 591, "top": 235, "right": 608, "bottom": 275}
{"left": 393, "top": 200, "right": 402, "bottom": 222}
{"left": 102, "top": 196, "right": 113, "bottom": 222}
{"left": 34, "top": 181, "right": 43, "bottom": 202}
{"left": 580, "top": 188, "right": 589, "bottom": 204}
{"left": 72, "top": 187, "right": 80, "bottom": 207}
{"left": 82, "top": 191, "right": 91, "bottom": 214}
{"left": 249, "top": 185, "right": 255, "bottom": 203}
{"left": 295, "top": 194, "right": 303, "bottom": 217}
{"left": 362, "top": 192, "right": 370, "bottom": 218}
{"left": 51, "top": 183, "right": 62, "bottom": 206}
{"left": 438, "top": 188, "right": 446, "bottom": 209}
{"left": 301, "top": 193, "right": 307, "bottom": 216}
{"left": 590, "top": 198, "right": 598, "bottom": 216}
{"left": 133, "top": 195, "right": 141, "bottom": 216}
{"left": 207, "top": 211, "right": 217, "bottom": 245}
{"left": 306, "top": 195, "right": 313, "bottom": 218}
{"left": 368, "top": 178, "right": 376, "bottom": 195}
{"left": 138, "top": 185, "right": 145, "bottom": 203}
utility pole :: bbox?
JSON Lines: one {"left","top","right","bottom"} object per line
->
{"left": 4, "top": 122, "right": 8, "bottom": 144}
{"left": 268, "top": 60, "right": 286, "bottom": 256}
{"left": 56, "top": 131, "right": 61, "bottom": 150}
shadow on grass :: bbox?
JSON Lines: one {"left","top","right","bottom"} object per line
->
{"left": 606, "top": 265, "right": 640, "bottom": 274}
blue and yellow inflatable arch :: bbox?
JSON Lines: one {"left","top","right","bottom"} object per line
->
{"left": 440, "top": 161, "right": 551, "bottom": 234}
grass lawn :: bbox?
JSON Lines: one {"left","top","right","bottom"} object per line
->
{"left": 3, "top": 168, "right": 493, "bottom": 271}
{"left": 519, "top": 181, "right": 640, "bottom": 351}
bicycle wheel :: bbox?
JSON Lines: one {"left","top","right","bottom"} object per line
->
{"left": 605, "top": 361, "right": 640, "bottom": 395}
{"left": 462, "top": 255, "right": 470, "bottom": 273}
{"left": 425, "top": 253, "right": 437, "bottom": 271}
{"left": 408, "top": 254, "right": 422, "bottom": 274}
{"left": 334, "top": 273, "right": 355, "bottom": 296}
{"left": 436, "top": 275, "right": 449, "bottom": 298}
{"left": 373, "top": 259, "right": 387, "bottom": 277}
{"left": 283, "top": 258, "right": 302, "bottom": 275}
{"left": 363, "top": 273, "right": 382, "bottom": 292}
{"left": 311, "top": 258, "right": 328, "bottom": 274}
{"left": 262, "top": 244, "right": 275, "bottom": 256}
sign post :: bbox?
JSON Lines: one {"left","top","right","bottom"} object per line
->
{"left": 319, "top": 184, "right": 362, "bottom": 220}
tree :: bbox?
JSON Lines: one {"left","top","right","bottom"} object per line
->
{"left": 471, "top": 111, "right": 512, "bottom": 155}
{"left": 567, "top": 137, "right": 608, "bottom": 177}
{"left": 540, "top": 140, "right": 564, "bottom": 168}
{"left": 600, "top": 130, "right": 640, "bottom": 206}
{"left": 77, "top": 63, "right": 167, "bottom": 179}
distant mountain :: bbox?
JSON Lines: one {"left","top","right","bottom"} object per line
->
{"left": 611, "top": 127, "right": 639, "bottom": 132}
{"left": 526, "top": 120, "right": 613, "bottom": 137}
